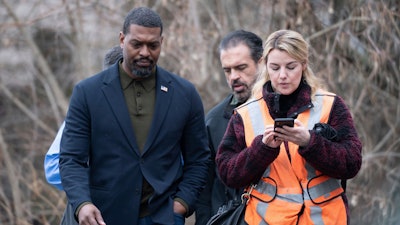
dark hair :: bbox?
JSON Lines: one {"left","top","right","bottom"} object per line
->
{"left": 103, "top": 46, "right": 123, "bottom": 69}
{"left": 219, "top": 29, "right": 263, "bottom": 63}
{"left": 122, "top": 7, "right": 163, "bottom": 35}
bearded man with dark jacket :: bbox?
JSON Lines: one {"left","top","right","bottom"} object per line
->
{"left": 195, "top": 30, "right": 263, "bottom": 225}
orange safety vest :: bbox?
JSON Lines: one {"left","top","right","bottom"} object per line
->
{"left": 236, "top": 90, "right": 347, "bottom": 225}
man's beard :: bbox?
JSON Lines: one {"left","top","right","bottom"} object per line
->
{"left": 130, "top": 58, "right": 155, "bottom": 78}
{"left": 234, "top": 90, "right": 251, "bottom": 104}
{"left": 232, "top": 81, "right": 252, "bottom": 104}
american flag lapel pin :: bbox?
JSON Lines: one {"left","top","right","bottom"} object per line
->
{"left": 161, "top": 85, "right": 168, "bottom": 92}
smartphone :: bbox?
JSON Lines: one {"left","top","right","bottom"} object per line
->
{"left": 274, "top": 118, "right": 294, "bottom": 130}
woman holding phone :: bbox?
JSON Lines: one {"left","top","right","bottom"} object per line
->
{"left": 215, "top": 30, "right": 362, "bottom": 225}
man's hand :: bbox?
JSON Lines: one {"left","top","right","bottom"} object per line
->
{"left": 173, "top": 201, "right": 187, "bottom": 215}
{"left": 78, "top": 203, "right": 106, "bottom": 225}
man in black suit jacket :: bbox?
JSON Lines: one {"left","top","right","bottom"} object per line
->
{"left": 43, "top": 45, "right": 122, "bottom": 225}
{"left": 59, "top": 7, "right": 209, "bottom": 225}
{"left": 195, "top": 30, "right": 263, "bottom": 225}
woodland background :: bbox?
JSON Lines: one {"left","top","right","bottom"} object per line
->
{"left": 0, "top": 0, "right": 399, "bottom": 225}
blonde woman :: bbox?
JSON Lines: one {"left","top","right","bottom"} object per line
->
{"left": 216, "top": 30, "right": 362, "bottom": 225}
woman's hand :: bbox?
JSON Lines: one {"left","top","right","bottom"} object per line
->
{"left": 262, "top": 124, "right": 282, "bottom": 148}
{"left": 273, "top": 119, "right": 310, "bottom": 147}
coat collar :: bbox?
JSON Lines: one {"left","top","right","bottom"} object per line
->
{"left": 101, "top": 64, "right": 175, "bottom": 155}
{"left": 263, "top": 81, "right": 313, "bottom": 119}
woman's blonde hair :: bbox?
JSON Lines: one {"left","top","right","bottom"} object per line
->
{"left": 252, "top": 30, "right": 325, "bottom": 97}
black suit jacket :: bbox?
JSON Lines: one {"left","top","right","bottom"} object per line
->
{"left": 195, "top": 94, "right": 241, "bottom": 225}
{"left": 60, "top": 63, "right": 210, "bottom": 225}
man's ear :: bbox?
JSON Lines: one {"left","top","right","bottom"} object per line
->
{"left": 119, "top": 31, "right": 125, "bottom": 47}
{"left": 257, "top": 56, "right": 264, "bottom": 64}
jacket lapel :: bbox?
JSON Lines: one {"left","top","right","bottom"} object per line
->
{"left": 142, "top": 67, "right": 173, "bottom": 154}
{"left": 101, "top": 65, "right": 140, "bottom": 155}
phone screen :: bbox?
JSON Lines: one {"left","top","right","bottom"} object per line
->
{"left": 274, "top": 118, "right": 294, "bottom": 129}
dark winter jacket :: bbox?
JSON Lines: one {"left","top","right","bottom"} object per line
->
{"left": 195, "top": 94, "right": 242, "bottom": 225}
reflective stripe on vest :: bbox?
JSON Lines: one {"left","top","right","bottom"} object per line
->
{"left": 237, "top": 90, "right": 347, "bottom": 225}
